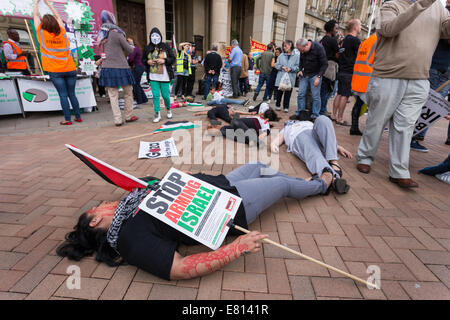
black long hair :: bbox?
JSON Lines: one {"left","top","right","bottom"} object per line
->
{"left": 264, "top": 108, "right": 280, "bottom": 122}
{"left": 56, "top": 213, "right": 122, "bottom": 266}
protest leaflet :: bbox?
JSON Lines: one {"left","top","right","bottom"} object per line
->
{"left": 138, "top": 138, "right": 179, "bottom": 159}
{"left": 413, "top": 89, "right": 450, "bottom": 137}
{"left": 139, "top": 168, "right": 242, "bottom": 250}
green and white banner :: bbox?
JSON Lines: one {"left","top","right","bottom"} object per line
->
{"left": 17, "top": 78, "right": 96, "bottom": 112}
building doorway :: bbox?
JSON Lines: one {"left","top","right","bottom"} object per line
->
{"left": 116, "top": 0, "right": 147, "bottom": 51}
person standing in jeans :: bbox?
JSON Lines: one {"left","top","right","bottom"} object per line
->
{"left": 228, "top": 39, "right": 243, "bottom": 98}
{"left": 274, "top": 40, "right": 299, "bottom": 113}
{"left": 253, "top": 43, "right": 275, "bottom": 102}
{"left": 296, "top": 38, "right": 328, "bottom": 120}
{"left": 33, "top": 0, "right": 82, "bottom": 126}
{"left": 203, "top": 44, "right": 222, "bottom": 99}
{"left": 96, "top": 10, "right": 138, "bottom": 127}
{"left": 127, "top": 38, "right": 148, "bottom": 105}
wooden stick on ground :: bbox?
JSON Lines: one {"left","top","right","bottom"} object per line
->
{"left": 24, "top": 19, "right": 46, "bottom": 80}
{"left": 110, "top": 132, "right": 156, "bottom": 144}
{"left": 233, "top": 224, "right": 379, "bottom": 289}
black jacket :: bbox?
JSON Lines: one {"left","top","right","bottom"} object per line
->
{"left": 142, "top": 27, "right": 176, "bottom": 80}
{"left": 299, "top": 41, "right": 328, "bottom": 78}
{"left": 203, "top": 51, "right": 223, "bottom": 75}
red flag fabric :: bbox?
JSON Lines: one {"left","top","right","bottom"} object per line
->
{"left": 65, "top": 144, "right": 148, "bottom": 192}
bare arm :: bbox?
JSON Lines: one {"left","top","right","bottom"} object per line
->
{"left": 193, "top": 111, "right": 209, "bottom": 116}
{"left": 271, "top": 132, "right": 284, "bottom": 153}
{"left": 337, "top": 145, "right": 353, "bottom": 159}
{"left": 170, "top": 231, "right": 267, "bottom": 280}
{"left": 33, "top": 0, "right": 41, "bottom": 27}
{"left": 43, "top": 0, "right": 64, "bottom": 27}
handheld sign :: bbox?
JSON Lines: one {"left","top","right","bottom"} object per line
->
{"left": 413, "top": 89, "right": 450, "bottom": 137}
{"left": 139, "top": 168, "right": 241, "bottom": 250}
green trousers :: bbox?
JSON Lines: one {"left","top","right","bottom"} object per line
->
{"left": 150, "top": 80, "right": 171, "bottom": 113}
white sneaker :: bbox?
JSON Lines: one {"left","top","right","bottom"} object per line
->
{"left": 153, "top": 112, "right": 161, "bottom": 123}
{"left": 275, "top": 106, "right": 281, "bottom": 111}
{"left": 435, "top": 172, "right": 450, "bottom": 184}
{"left": 166, "top": 109, "right": 173, "bottom": 119}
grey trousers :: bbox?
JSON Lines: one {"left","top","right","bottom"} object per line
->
{"left": 226, "top": 162, "right": 327, "bottom": 225}
{"left": 292, "top": 115, "right": 339, "bottom": 177}
{"left": 356, "top": 77, "right": 429, "bottom": 178}
{"left": 230, "top": 66, "right": 242, "bottom": 97}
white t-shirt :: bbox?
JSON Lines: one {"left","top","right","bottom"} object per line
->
{"left": 280, "top": 121, "right": 314, "bottom": 152}
{"left": 149, "top": 52, "right": 170, "bottom": 82}
{"left": 213, "top": 90, "right": 224, "bottom": 102}
{"left": 258, "top": 102, "right": 269, "bottom": 115}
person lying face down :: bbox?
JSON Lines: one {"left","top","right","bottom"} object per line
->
{"left": 271, "top": 112, "right": 352, "bottom": 193}
{"left": 57, "top": 162, "right": 340, "bottom": 281}
{"left": 194, "top": 102, "right": 268, "bottom": 127}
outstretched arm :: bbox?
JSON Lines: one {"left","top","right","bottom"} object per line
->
{"left": 170, "top": 231, "right": 267, "bottom": 280}
{"left": 33, "top": 0, "right": 41, "bottom": 27}
{"left": 271, "top": 132, "right": 285, "bottom": 153}
{"left": 43, "top": 0, "right": 64, "bottom": 27}
{"left": 193, "top": 111, "right": 209, "bottom": 116}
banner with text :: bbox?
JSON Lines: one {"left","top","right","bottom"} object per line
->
{"left": 413, "top": 89, "right": 450, "bottom": 137}
{"left": 139, "top": 168, "right": 241, "bottom": 250}
{"left": 138, "top": 138, "right": 179, "bottom": 159}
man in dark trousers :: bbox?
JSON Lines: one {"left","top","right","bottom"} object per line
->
{"left": 228, "top": 39, "right": 243, "bottom": 98}
{"left": 203, "top": 44, "right": 223, "bottom": 100}
{"left": 186, "top": 43, "right": 198, "bottom": 97}
{"left": 253, "top": 43, "right": 275, "bottom": 102}
{"left": 296, "top": 38, "right": 328, "bottom": 120}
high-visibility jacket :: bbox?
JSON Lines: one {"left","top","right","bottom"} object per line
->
{"left": 351, "top": 33, "right": 377, "bottom": 94}
{"left": 176, "top": 51, "right": 191, "bottom": 75}
{"left": 3, "top": 40, "right": 27, "bottom": 70}
{"left": 37, "top": 24, "right": 76, "bottom": 73}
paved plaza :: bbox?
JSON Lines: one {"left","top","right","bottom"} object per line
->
{"left": 0, "top": 93, "right": 449, "bottom": 300}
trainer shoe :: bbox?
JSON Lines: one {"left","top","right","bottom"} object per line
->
{"left": 410, "top": 140, "right": 428, "bottom": 153}
{"left": 275, "top": 106, "right": 281, "bottom": 111}
{"left": 153, "top": 112, "right": 161, "bottom": 123}
{"left": 166, "top": 109, "right": 173, "bottom": 119}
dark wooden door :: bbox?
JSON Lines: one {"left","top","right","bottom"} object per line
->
{"left": 116, "top": 0, "right": 147, "bottom": 52}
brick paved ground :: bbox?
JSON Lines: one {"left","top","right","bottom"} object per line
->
{"left": 0, "top": 91, "right": 449, "bottom": 300}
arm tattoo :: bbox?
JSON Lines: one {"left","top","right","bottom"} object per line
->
{"left": 181, "top": 238, "right": 249, "bottom": 277}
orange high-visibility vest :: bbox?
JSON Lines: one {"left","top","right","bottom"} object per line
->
{"left": 37, "top": 24, "right": 75, "bottom": 73}
{"left": 351, "top": 34, "right": 377, "bottom": 94}
{"left": 3, "top": 40, "right": 27, "bottom": 70}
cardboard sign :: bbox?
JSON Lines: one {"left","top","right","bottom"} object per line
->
{"left": 139, "top": 168, "right": 241, "bottom": 250}
{"left": 138, "top": 138, "right": 179, "bottom": 159}
{"left": 413, "top": 89, "right": 450, "bottom": 137}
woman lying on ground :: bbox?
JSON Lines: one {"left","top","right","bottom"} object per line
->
{"left": 271, "top": 111, "right": 352, "bottom": 193}
{"left": 194, "top": 104, "right": 258, "bottom": 126}
{"left": 57, "top": 162, "right": 345, "bottom": 281}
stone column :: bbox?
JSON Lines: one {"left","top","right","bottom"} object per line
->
{"left": 210, "top": 0, "right": 229, "bottom": 48}
{"left": 145, "top": 0, "right": 166, "bottom": 40}
{"left": 252, "top": 0, "right": 274, "bottom": 44}
{"left": 286, "top": 0, "right": 306, "bottom": 42}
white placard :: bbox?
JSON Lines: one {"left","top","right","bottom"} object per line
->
{"left": 16, "top": 77, "right": 96, "bottom": 112}
{"left": 139, "top": 168, "right": 241, "bottom": 250}
{"left": 138, "top": 138, "right": 179, "bottom": 159}
{"left": 413, "top": 89, "right": 450, "bottom": 137}
{"left": 0, "top": 80, "right": 23, "bottom": 115}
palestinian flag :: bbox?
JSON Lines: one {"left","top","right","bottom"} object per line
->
{"left": 153, "top": 121, "right": 199, "bottom": 134}
{"left": 65, "top": 144, "right": 148, "bottom": 191}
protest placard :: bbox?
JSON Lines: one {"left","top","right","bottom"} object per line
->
{"left": 139, "top": 168, "right": 242, "bottom": 250}
{"left": 138, "top": 138, "right": 179, "bottom": 159}
{"left": 413, "top": 89, "right": 450, "bottom": 137}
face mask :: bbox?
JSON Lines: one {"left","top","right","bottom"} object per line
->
{"left": 151, "top": 33, "right": 161, "bottom": 45}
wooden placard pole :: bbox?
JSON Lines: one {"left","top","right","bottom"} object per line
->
{"left": 24, "top": 18, "right": 46, "bottom": 80}
{"left": 232, "top": 224, "right": 379, "bottom": 289}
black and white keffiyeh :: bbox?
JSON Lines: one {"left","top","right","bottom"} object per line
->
{"left": 107, "top": 188, "right": 150, "bottom": 250}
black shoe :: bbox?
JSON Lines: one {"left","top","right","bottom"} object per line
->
{"left": 446, "top": 140, "right": 450, "bottom": 145}
{"left": 322, "top": 167, "right": 350, "bottom": 195}
{"left": 253, "top": 93, "right": 258, "bottom": 101}
{"left": 350, "top": 128, "right": 363, "bottom": 136}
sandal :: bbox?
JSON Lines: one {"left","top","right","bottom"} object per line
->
{"left": 336, "top": 120, "right": 350, "bottom": 126}
{"left": 323, "top": 167, "right": 350, "bottom": 195}
{"left": 60, "top": 121, "right": 72, "bottom": 125}
{"left": 329, "top": 162, "right": 343, "bottom": 178}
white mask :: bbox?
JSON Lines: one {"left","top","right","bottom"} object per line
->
{"left": 151, "top": 33, "right": 161, "bottom": 45}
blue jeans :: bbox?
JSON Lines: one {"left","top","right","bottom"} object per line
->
{"left": 297, "top": 76, "right": 322, "bottom": 118}
{"left": 415, "top": 68, "right": 450, "bottom": 139}
{"left": 48, "top": 70, "right": 81, "bottom": 121}
{"left": 204, "top": 74, "right": 219, "bottom": 99}
{"left": 320, "top": 78, "right": 334, "bottom": 115}
{"left": 255, "top": 73, "right": 270, "bottom": 100}
{"left": 208, "top": 98, "right": 244, "bottom": 106}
